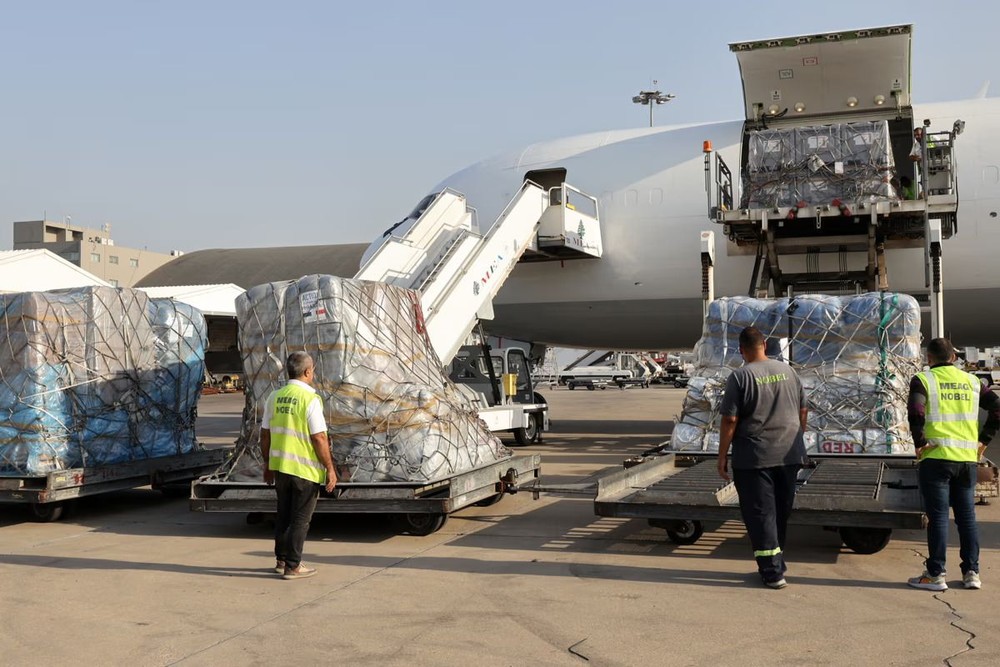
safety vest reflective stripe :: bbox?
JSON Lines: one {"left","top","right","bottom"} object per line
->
{"left": 923, "top": 438, "right": 980, "bottom": 450}
{"left": 269, "top": 424, "right": 313, "bottom": 444}
{"left": 271, "top": 448, "right": 325, "bottom": 470}
{"left": 754, "top": 547, "right": 782, "bottom": 558}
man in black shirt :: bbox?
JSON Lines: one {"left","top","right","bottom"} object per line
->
{"left": 718, "top": 327, "right": 808, "bottom": 589}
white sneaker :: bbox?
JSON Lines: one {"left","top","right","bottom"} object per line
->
{"left": 908, "top": 571, "right": 948, "bottom": 591}
{"left": 963, "top": 571, "right": 982, "bottom": 590}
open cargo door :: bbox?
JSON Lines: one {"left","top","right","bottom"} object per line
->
{"left": 730, "top": 25, "right": 912, "bottom": 121}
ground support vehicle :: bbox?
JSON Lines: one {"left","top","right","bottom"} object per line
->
{"left": 449, "top": 344, "right": 548, "bottom": 445}
{"left": 0, "top": 448, "right": 227, "bottom": 522}
{"left": 191, "top": 454, "right": 540, "bottom": 535}
{"left": 615, "top": 377, "right": 651, "bottom": 389}
{"left": 567, "top": 378, "right": 609, "bottom": 391}
{"left": 590, "top": 453, "right": 998, "bottom": 554}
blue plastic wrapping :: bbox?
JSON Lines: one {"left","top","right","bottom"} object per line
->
{"left": 0, "top": 287, "right": 207, "bottom": 476}
{"left": 677, "top": 292, "right": 922, "bottom": 456}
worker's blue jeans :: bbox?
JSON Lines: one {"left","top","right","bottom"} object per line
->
{"left": 919, "top": 458, "right": 980, "bottom": 577}
{"left": 733, "top": 465, "right": 800, "bottom": 583}
{"left": 274, "top": 471, "right": 321, "bottom": 570}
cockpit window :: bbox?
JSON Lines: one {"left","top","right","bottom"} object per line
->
{"left": 381, "top": 192, "right": 439, "bottom": 238}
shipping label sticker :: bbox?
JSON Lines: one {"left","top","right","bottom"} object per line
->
{"left": 770, "top": 89, "right": 782, "bottom": 102}
{"left": 778, "top": 68, "right": 794, "bottom": 80}
{"left": 802, "top": 56, "right": 818, "bottom": 66}
{"left": 300, "top": 290, "right": 328, "bottom": 323}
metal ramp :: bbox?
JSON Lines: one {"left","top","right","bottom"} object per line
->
{"left": 623, "top": 459, "right": 738, "bottom": 506}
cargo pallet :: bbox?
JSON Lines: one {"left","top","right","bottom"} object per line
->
{"left": 0, "top": 448, "right": 229, "bottom": 522}
{"left": 190, "top": 454, "right": 541, "bottom": 536}
{"left": 590, "top": 454, "right": 999, "bottom": 554}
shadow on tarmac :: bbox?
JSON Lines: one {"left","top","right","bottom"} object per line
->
{"left": 0, "top": 552, "right": 279, "bottom": 579}
{"left": 305, "top": 552, "right": 914, "bottom": 590}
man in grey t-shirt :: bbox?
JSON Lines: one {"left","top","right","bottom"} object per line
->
{"left": 717, "top": 326, "right": 808, "bottom": 589}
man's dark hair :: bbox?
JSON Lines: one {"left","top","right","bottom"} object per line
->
{"left": 286, "top": 351, "right": 313, "bottom": 379}
{"left": 739, "top": 326, "right": 766, "bottom": 350}
{"left": 926, "top": 338, "right": 956, "bottom": 365}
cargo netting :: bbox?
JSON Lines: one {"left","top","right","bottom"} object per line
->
{"left": 224, "top": 274, "right": 509, "bottom": 484}
{"left": 0, "top": 287, "right": 207, "bottom": 476}
{"left": 670, "top": 292, "right": 921, "bottom": 456}
{"left": 742, "top": 120, "right": 897, "bottom": 209}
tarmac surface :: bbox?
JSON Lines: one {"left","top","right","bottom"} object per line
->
{"left": 1, "top": 386, "right": 998, "bottom": 666}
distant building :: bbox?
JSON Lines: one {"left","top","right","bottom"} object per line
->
{"left": 0, "top": 249, "right": 112, "bottom": 292}
{"left": 13, "top": 220, "right": 179, "bottom": 287}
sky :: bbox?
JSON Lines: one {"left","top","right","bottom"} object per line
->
{"left": 1, "top": 0, "right": 996, "bottom": 253}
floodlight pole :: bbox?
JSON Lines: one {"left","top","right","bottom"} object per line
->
{"left": 632, "top": 84, "right": 675, "bottom": 127}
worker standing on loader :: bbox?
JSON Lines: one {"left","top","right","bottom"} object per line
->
{"left": 717, "top": 327, "right": 808, "bottom": 589}
{"left": 261, "top": 351, "right": 337, "bottom": 580}
{"left": 906, "top": 338, "right": 1000, "bottom": 591}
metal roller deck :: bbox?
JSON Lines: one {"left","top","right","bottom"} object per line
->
{"left": 592, "top": 454, "right": 934, "bottom": 553}
{"left": 190, "top": 454, "right": 541, "bottom": 535}
{"left": 0, "top": 448, "right": 229, "bottom": 522}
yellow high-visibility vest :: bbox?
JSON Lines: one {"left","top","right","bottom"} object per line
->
{"left": 267, "top": 383, "right": 327, "bottom": 484}
{"left": 917, "top": 365, "right": 981, "bottom": 463}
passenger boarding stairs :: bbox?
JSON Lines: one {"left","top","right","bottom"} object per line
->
{"left": 357, "top": 181, "right": 601, "bottom": 366}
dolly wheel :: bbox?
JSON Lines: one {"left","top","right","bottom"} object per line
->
{"left": 839, "top": 527, "right": 892, "bottom": 554}
{"left": 30, "top": 501, "right": 66, "bottom": 523}
{"left": 664, "top": 520, "right": 704, "bottom": 545}
{"left": 393, "top": 513, "right": 448, "bottom": 536}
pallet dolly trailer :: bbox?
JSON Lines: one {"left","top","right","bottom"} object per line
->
{"left": 190, "top": 453, "right": 540, "bottom": 536}
{"left": 0, "top": 448, "right": 228, "bottom": 522}
{"left": 591, "top": 453, "right": 999, "bottom": 554}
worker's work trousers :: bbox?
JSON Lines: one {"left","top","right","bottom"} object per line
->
{"left": 732, "top": 465, "right": 801, "bottom": 583}
{"left": 919, "top": 458, "right": 980, "bottom": 577}
{"left": 274, "top": 471, "right": 321, "bottom": 570}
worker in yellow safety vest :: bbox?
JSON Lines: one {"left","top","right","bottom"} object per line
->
{"left": 906, "top": 338, "right": 1000, "bottom": 591}
{"left": 261, "top": 351, "right": 337, "bottom": 581}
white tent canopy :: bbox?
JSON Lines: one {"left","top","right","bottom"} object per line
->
{"left": 0, "top": 249, "right": 111, "bottom": 292}
{"left": 138, "top": 284, "right": 245, "bottom": 317}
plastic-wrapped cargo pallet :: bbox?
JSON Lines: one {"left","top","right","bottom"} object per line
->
{"left": 670, "top": 292, "right": 921, "bottom": 456}
{"left": 224, "top": 274, "right": 510, "bottom": 484}
{"left": 742, "top": 120, "right": 896, "bottom": 209}
{"left": 0, "top": 287, "right": 207, "bottom": 475}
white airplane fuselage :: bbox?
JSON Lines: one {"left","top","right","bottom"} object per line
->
{"left": 422, "top": 98, "right": 1000, "bottom": 349}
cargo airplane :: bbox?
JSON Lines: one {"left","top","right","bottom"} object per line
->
{"left": 363, "top": 25, "right": 1000, "bottom": 349}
